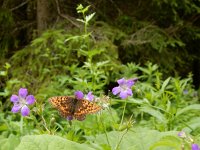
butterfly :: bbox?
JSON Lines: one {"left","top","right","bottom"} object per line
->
{"left": 49, "top": 96, "right": 101, "bottom": 121}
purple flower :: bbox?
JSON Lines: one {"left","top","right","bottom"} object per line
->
{"left": 183, "top": 90, "right": 189, "bottom": 95}
{"left": 75, "top": 91, "right": 84, "bottom": 99}
{"left": 74, "top": 91, "right": 95, "bottom": 101}
{"left": 86, "top": 92, "right": 94, "bottom": 101}
{"left": 192, "top": 144, "right": 200, "bottom": 150}
{"left": 10, "top": 88, "right": 35, "bottom": 116}
{"left": 112, "top": 78, "right": 137, "bottom": 99}
{"left": 178, "top": 131, "right": 186, "bottom": 138}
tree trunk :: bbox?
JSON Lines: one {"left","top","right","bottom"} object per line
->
{"left": 37, "top": 0, "right": 49, "bottom": 35}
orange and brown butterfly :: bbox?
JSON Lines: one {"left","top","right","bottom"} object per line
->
{"left": 48, "top": 91, "right": 101, "bottom": 121}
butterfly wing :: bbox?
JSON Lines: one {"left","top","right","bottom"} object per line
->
{"left": 74, "top": 99, "right": 101, "bottom": 120}
{"left": 49, "top": 96, "right": 74, "bottom": 118}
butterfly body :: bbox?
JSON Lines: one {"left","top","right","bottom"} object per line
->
{"left": 49, "top": 96, "right": 101, "bottom": 121}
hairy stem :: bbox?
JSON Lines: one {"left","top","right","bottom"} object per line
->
{"left": 119, "top": 99, "right": 127, "bottom": 128}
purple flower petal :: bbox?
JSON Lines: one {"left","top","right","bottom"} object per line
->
{"left": 178, "top": 131, "right": 186, "bottom": 138}
{"left": 67, "top": 116, "right": 73, "bottom": 120}
{"left": 26, "top": 95, "right": 35, "bottom": 105}
{"left": 119, "top": 91, "right": 128, "bottom": 99}
{"left": 127, "top": 78, "right": 138, "bottom": 88}
{"left": 10, "top": 95, "right": 19, "bottom": 103}
{"left": 18, "top": 88, "right": 28, "bottom": 98}
{"left": 87, "top": 92, "right": 94, "bottom": 101}
{"left": 126, "top": 88, "right": 133, "bottom": 96}
{"left": 21, "top": 105, "right": 30, "bottom": 116}
{"left": 117, "top": 78, "right": 126, "bottom": 85}
{"left": 126, "top": 80, "right": 134, "bottom": 87}
{"left": 183, "top": 90, "right": 188, "bottom": 95}
{"left": 112, "top": 87, "right": 121, "bottom": 95}
{"left": 11, "top": 104, "right": 22, "bottom": 113}
{"left": 75, "top": 91, "right": 84, "bottom": 99}
{"left": 192, "top": 144, "right": 200, "bottom": 150}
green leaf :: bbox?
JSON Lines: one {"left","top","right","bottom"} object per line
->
{"left": 140, "top": 106, "right": 167, "bottom": 123}
{"left": 160, "top": 77, "right": 171, "bottom": 93}
{"left": 96, "top": 61, "right": 110, "bottom": 67}
{"left": 16, "top": 134, "right": 95, "bottom": 150}
{"left": 0, "top": 71, "right": 7, "bottom": 76}
{"left": 76, "top": 19, "right": 85, "bottom": 23}
{"left": 0, "top": 134, "right": 20, "bottom": 150}
{"left": 182, "top": 117, "right": 200, "bottom": 133}
{"left": 76, "top": 4, "right": 83, "bottom": 11}
{"left": 0, "top": 89, "right": 9, "bottom": 96}
{"left": 91, "top": 128, "right": 180, "bottom": 150}
{"left": 0, "top": 123, "right": 8, "bottom": 131}
{"left": 176, "top": 104, "right": 200, "bottom": 117}
{"left": 149, "top": 136, "right": 182, "bottom": 150}
{"left": 4, "top": 62, "right": 11, "bottom": 69}
{"left": 85, "top": 13, "right": 95, "bottom": 24}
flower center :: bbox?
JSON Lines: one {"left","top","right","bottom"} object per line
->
{"left": 19, "top": 97, "right": 27, "bottom": 106}
{"left": 120, "top": 84, "right": 128, "bottom": 91}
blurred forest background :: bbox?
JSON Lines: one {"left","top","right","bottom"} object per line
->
{"left": 1, "top": 0, "right": 200, "bottom": 83}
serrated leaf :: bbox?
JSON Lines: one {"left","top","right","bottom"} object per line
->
{"left": 85, "top": 13, "right": 95, "bottom": 24}
{"left": 96, "top": 61, "right": 110, "bottom": 67}
{"left": 15, "top": 134, "right": 95, "bottom": 150}
{"left": 76, "top": 4, "right": 83, "bottom": 11}
{"left": 160, "top": 77, "right": 171, "bottom": 93}
{"left": 138, "top": 67, "right": 150, "bottom": 74}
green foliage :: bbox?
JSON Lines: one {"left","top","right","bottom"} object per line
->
{"left": 0, "top": 134, "right": 20, "bottom": 150}
{"left": 15, "top": 134, "right": 95, "bottom": 150}
{"left": 8, "top": 5, "right": 119, "bottom": 96}
{"left": 87, "top": 128, "right": 185, "bottom": 150}
{"left": 114, "top": 62, "right": 199, "bottom": 132}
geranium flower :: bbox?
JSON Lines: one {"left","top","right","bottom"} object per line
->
{"left": 75, "top": 90, "right": 84, "bottom": 99}
{"left": 10, "top": 88, "right": 35, "bottom": 116}
{"left": 86, "top": 92, "right": 94, "bottom": 101}
{"left": 112, "top": 78, "right": 138, "bottom": 99}
{"left": 192, "top": 144, "right": 200, "bottom": 150}
{"left": 178, "top": 131, "right": 186, "bottom": 138}
{"left": 74, "top": 91, "right": 94, "bottom": 101}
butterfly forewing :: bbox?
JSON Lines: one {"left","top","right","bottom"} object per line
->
{"left": 74, "top": 99, "right": 101, "bottom": 119}
{"left": 49, "top": 96, "right": 74, "bottom": 118}
{"left": 49, "top": 96, "right": 101, "bottom": 120}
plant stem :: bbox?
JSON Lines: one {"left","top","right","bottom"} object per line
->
{"left": 41, "top": 114, "right": 51, "bottom": 134}
{"left": 100, "top": 116, "right": 110, "bottom": 146}
{"left": 119, "top": 99, "right": 127, "bottom": 128}
{"left": 20, "top": 115, "right": 23, "bottom": 135}
{"left": 115, "top": 129, "right": 129, "bottom": 150}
